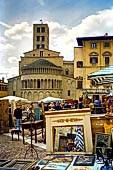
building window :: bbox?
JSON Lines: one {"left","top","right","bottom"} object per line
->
{"left": 41, "top": 44, "right": 45, "bottom": 48}
{"left": 13, "top": 91, "right": 16, "bottom": 96}
{"left": 37, "top": 27, "right": 40, "bottom": 33}
{"left": 68, "top": 90, "right": 70, "bottom": 96}
{"left": 40, "top": 51, "right": 43, "bottom": 57}
{"left": 65, "top": 70, "right": 69, "bottom": 75}
{"left": 37, "top": 44, "right": 40, "bottom": 49}
{"left": 41, "top": 27, "right": 45, "bottom": 32}
{"left": 90, "top": 57, "right": 98, "bottom": 64}
{"left": 91, "top": 43, "right": 97, "bottom": 48}
{"left": 52, "top": 80, "right": 54, "bottom": 89}
{"left": 77, "top": 61, "right": 83, "bottom": 68}
{"left": 105, "top": 57, "right": 109, "bottom": 65}
{"left": 42, "top": 36, "right": 45, "bottom": 41}
{"left": 77, "top": 81, "right": 83, "bottom": 89}
{"left": 37, "top": 36, "right": 40, "bottom": 41}
{"left": 104, "top": 42, "right": 110, "bottom": 48}
{"left": 37, "top": 79, "right": 40, "bottom": 88}
{"left": 33, "top": 54, "right": 35, "bottom": 56}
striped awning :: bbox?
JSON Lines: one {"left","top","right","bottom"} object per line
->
{"left": 88, "top": 66, "right": 113, "bottom": 85}
{"left": 88, "top": 66, "right": 113, "bottom": 78}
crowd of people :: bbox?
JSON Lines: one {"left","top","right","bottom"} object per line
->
{"left": 44, "top": 99, "right": 83, "bottom": 112}
{"left": 43, "top": 96, "right": 113, "bottom": 114}
{"left": 12, "top": 95, "right": 113, "bottom": 131}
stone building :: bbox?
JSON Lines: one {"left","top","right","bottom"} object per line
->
{"left": 8, "top": 24, "right": 76, "bottom": 102}
{"left": 74, "top": 34, "right": 113, "bottom": 100}
{"left": 0, "top": 77, "right": 8, "bottom": 98}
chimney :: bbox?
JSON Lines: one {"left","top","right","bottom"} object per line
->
{"left": 104, "top": 33, "right": 108, "bottom": 36}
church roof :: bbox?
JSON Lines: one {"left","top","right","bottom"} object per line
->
{"left": 22, "top": 59, "right": 62, "bottom": 70}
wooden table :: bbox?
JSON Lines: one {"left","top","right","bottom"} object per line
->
{"left": 21, "top": 120, "right": 44, "bottom": 144}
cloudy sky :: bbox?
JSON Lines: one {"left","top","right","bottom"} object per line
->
{"left": 1, "top": 0, "right": 113, "bottom": 80}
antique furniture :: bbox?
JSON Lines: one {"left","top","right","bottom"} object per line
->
{"left": 11, "top": 129, "right": 20, "bottom": 141}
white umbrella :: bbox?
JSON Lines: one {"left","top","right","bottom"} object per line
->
{"left": 0, "top": 96, "right": 29, "bottom": 103}
{"left": 38, "top": 96, "right": 64, "bottom": 103}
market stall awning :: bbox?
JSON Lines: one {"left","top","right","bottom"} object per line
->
{"left": 38, "top": 97, "right": 64, "bottom": 103}
{"left": 0, "top": 96, "right": 30, "bottom": 103}
{"left": 88, "top": 66, "right": 113, "bottom": 78}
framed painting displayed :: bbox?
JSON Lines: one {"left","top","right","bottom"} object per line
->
{"left": 4, "top": 159, "right": 36, "bottom": 170}
{"left": 73, "top": 155, "right": 95, "bottom": 166}
{"left": 53, "top": 125, "right": 85, "bottom": 153}
{"left": 95, "top": 133, "right": 111, "bottom": 155}
{"left": 52, "top": 156, "right": 73, "bottom": 163}
{"left": 42, "top": 162, "right": 71, "bottom": 170}
{"left": 71, "top": 166, "right": 98, "bottom": 170}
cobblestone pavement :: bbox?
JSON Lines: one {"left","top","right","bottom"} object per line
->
{"left": 0, "top": 134, "right": 46, "bottom": 161}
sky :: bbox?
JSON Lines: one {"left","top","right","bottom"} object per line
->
{"left": 1, "top": 0, "right": 113, "bottom": 80}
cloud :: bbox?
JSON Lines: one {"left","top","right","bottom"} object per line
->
{"left": 4, "top": 22, "right": 32, "bottom": 40}
{"left": 39, "top": 0, "right": 45, "bottom": 6}
{"left": 8, "top": 57, "right": 19, "bottom": 64}
{"left": 0, "top": 21, "right": 11, "bottom": 28}
{"left": 47, "top": 7, "right": 113, "bottom": 59}
{"left": 0, "top": 43, "right": 15, "bottom": 51}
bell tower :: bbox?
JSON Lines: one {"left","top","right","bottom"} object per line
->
{"left": 33, "top": 22, "right": 49, "bottom": 50}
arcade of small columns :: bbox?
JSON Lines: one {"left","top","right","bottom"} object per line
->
{"left": 21, "top": 79, "right": 62, "bottom": 89}
{"left": 22, "top": 67, "right": 62, "bottom": 75}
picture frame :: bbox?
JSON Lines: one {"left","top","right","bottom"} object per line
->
{"left": 71, "top": 166, "right": 98, "bottom": 170}
{"left": 4, "top": 159, "right": 36, "bottom": 170}
{"left": 51, "top": 156, "right": 73, "bottom": 163}
{"left": 95, "top": 132, "right": 111, "bottom": 155}
{"left": 0, "top": 159, "right": 10, "bottom": 167}
{"left": 73, "top": 155, "right": 95, "bottom": 166}
{"left": 42, "top": 162, "right": 71, "bottom": 170}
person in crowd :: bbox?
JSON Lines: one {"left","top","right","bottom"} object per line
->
{"left": 89, "top": 100, "right": 94, "bottom": 114}
{"left": 63, "top": 101, "right": 70, "bottom": 109}
{"left": 27, "top": 103, "right": 35, "bottom": 121}
{"left": 97, "top": 99, "right": 101, "bottom": 107}
{"left": 14, "top": 104, "right": 22, "bottom": 131}
{"left": 74, "top": 101, "right": 78, "bottom": 109}
{"left": 79, "top": 99, "right": 83, "bottom": 109}
{"left": 44, "top": 103, "right": 49, "bottom": 111}
{"left": 55, "top": 101, "right": 62, "bottom": 110}
{"left": 49, "top": 102, "right": 55, "bottom": 111}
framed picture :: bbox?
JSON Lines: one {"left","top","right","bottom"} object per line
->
{"left": 95, "top": 133, "right": 111, "bottom": 155}
{"left": 42, "top": 162, "right": 71, "bottom": 170}
{"left": 51, "top": 156, "right": 73, "bottom": 163}
{"left": 53, "top": 125, "right": 85, "bottom": 153}
{"left": 71, "top": 166, "right": 98, "bottom": 170}
{"left": 73, "top": 155, "right": 95, "bottom": 166}
{"left": 4, "top": 159, "right": 36, "bottom": 170}
{"left": 38, "top": 160, "right": 48, "bottom": 165}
